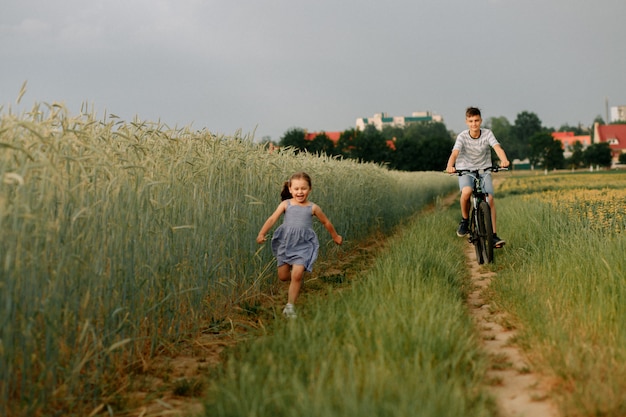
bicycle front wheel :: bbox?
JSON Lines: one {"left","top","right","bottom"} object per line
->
{"left": 477, "top": 201, "right": 494, "bottom": 263}
{"left": 470, "top": 212, "right": 484, "bottom": 264}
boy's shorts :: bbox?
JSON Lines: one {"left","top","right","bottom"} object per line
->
{"left": 458, "top": 173, "right": 495, "bottom": 195}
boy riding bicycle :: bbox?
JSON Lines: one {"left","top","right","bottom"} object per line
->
{"left": 446, "top": 107, "right": 510, "bottom": 248}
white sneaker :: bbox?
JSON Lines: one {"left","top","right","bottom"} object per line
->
{"left": 282, "top": 303, "right": 297, "bottom": 319}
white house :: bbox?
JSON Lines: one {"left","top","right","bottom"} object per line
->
{"left": 610, "top": 105, "right": 626, "bottom": 123}
{"left": 356, "top": 111, "right": 443, "bottom": 131}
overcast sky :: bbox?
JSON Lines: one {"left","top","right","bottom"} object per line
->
{"left": 1, "top": 0, "right": 625, "bottom": 140}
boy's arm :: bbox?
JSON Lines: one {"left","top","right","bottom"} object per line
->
{"left": 446, "top": 149, "right": 460, "bottom": 173}
{"left": 493, "top": 144, "right": 510, "bottom": 167}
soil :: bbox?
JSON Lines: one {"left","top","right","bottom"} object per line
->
{"left": 121, "top": 192, "right": 561, "bottom": 417}
{"left": 466, "top": 244, "right": 560, "bottom": 417}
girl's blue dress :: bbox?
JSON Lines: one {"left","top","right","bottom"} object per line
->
{"left": 271, "top": 200, "right": 319, "bottom": 272}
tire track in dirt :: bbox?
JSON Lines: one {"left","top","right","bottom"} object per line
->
{"left": 465, "top": 244, "right": 560, "bottom": 417}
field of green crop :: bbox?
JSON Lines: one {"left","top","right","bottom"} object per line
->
{"left": 0, "top": 104, "right": 457, "bottom": 416}
{"left": 493, "top": 171, "right": 626, "bottom": 417}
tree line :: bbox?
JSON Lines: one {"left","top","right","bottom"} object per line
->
{"left": 490, "top": 111, "right": 616, "bottom": 170}
{"left": 264, "top": 111, "right": 622, "bottom": 171}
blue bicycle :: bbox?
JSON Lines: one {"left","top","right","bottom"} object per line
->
{"left": 454, "top": 166, "right": 507, "bottom": 264}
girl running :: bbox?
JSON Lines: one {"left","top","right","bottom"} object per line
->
{"left": 256, "top": 172, "right": 342, "bottom": 318}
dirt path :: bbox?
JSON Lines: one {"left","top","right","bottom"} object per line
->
{"left": 465, "top": 244, "right": 560, "bottom": 417}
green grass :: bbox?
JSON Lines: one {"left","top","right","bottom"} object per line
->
{"left": 204, "top": 209, "right": 495, "bottom": 417}
{"left": 492, "top": 175, "right": 626, "bottom": 417}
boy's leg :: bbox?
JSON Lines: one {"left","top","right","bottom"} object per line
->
{"left": 457, "top": 175, "right": 474, "bottom": 219}
{"left": 460, "top": 187, "right": 472, "bottom": 219}
{"left": 483, "top": 176, "right": 505, "bottom": 247}
{"left": 456, "top": 186, "right": 473, "bottom": 237}
{"left": 488, "top": 194, "right": 497, "bottom": 233}
{"left": 456, "top": 175, "right": 474, "bottom": 236}
{"left": 488, "top": 194, "right": 506, "bottom": 247}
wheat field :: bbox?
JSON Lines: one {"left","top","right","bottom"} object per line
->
{"left": 0, "top": 103, "right": 457, "bottom": 416}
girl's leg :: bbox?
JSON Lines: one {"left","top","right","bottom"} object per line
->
{"left": 277, "top": 264, "right": 291, "bottom": 282}
{"left": 287, "top": 264, "right": 306, "bottom": 305}
{"left": 276, "top": 263, "right": 305, "bottom": 304}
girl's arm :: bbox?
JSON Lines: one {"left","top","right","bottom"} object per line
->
{"left": 256, "top": 201, "right": 287, "bottom": 244}
{"left": 312, "top": 204, "right": 343, "bottom": 245}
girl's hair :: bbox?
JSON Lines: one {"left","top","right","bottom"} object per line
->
{"left": 281, "top": 171, "right": 312, "bottom": 201}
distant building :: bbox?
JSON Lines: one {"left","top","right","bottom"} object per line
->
{"left": 551, "top": 132, "right": 591, "bottom": 158}
{"left": 593, "top": 122, "right": 626, "bottom": 163}
{"left": 304, "top": 131, "right": 342, "bottom": 145}
{"left": 305, "top": 130, "right": 396, "bottom": 151}
{"left": 610, "top": 105, "right": 626, "bottom": 123}
{"left": 356, "top": 111, "right": 443, "bottom": 131}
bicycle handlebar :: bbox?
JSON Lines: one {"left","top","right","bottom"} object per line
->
{"left": 451, "top": 166, "right": 509, "bottom": 176}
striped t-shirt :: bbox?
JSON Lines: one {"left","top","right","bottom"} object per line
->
{"left": 452, "top": 128, "right": 500, "bottom": 170}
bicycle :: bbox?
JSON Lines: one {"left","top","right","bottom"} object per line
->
{"left": 453, "top": 166, "right": 507, "bottom": 265}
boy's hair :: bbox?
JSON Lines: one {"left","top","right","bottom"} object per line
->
{"left": 281, "top": 171, "right": 312, "bottom": 201}
{"left": 465, "top": 107, "right": 482, "bottom": 118}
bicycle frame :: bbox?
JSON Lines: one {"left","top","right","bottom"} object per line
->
{"left": 455, "top": 167, "right": 500, "bottom": 264}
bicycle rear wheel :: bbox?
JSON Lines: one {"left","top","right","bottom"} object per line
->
{"left": 477, "top": 201, "right": 494, "bottom": 263}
